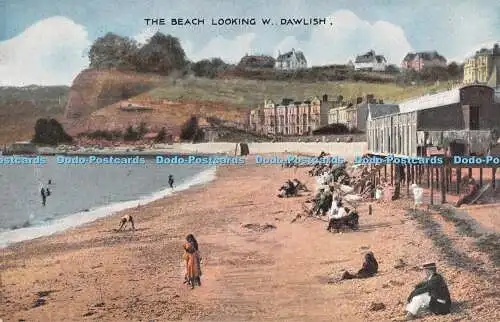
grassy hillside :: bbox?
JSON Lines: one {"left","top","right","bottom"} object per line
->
{"left": 0, "top": 70, "right": 454, "bottom": 144}
{"left": 143, "top": 77, "right": 453, "bottom": 108}
{"left": 0, "top": 86, "right": 69, "bottom": 144}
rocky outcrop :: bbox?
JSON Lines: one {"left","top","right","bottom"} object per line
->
{"left": 64, "top": 69, "right": 161, "bottom": 121}
{"left": 62, "top": 69, "right": 249, "bottom": 138}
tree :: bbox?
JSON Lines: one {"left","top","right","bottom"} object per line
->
{"left": 123, "top": 125, "right": 139, "bottom": 141}
{"left": 191, "top": 58, "right": 230, "bottom": 78}
{"left": 137, "top": 121, "right": 148, "bottom": 138}
{"left": 421, "top": 66, "right": 449, "bottom": 82}
{"left": 32, "top": 118, "right": 73, "bottom": 146}
{"left": 180, "top": 116, "right": 202, "bottom": 142}
{"left": 88, "top": 33, "right": 139, "bottom": 70}
{"left": 137, "top": 32, "right": 188, "bottom": 75}
{"left": 155, "top": 127, "right": 167, "bottom": 143}
{"left": 447, "top": 62, "right": 462, "bottom": 79}
{"left": 386, "top": 64, "right": 400, "bottom": 74}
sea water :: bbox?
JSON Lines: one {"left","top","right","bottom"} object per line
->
{"left": 0, "top": 156, "right": 216, "bottom": 248}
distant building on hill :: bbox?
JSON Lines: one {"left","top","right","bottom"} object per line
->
{"left": 249, "top": 94, "right": 331, "bottom": 136}
{"left": 354, "top": 50, "right": 387, "bottom": 71}
{"left": 238, "top": 54, "right": 275, "bottom": 69}
{"left": 328, "top": 94, "right": 383, "bottom": 132}
{"left": 463, "top": 44, "right": 500, "bottom": 87}
{"left": 275, "top": 48, "right": 307, "bottom": 70}
{"left": 401, "top": 51, "right": 447, "bottom": 72}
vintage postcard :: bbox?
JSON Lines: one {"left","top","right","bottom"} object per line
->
{"left": 1, "top": 1, "right": 500, "bottom": 321}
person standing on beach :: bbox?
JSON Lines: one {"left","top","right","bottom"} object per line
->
{"left": 41, "top": 187, "right": 47, "bottom": 206}
{"left": 183, "top": 234, "right": 202, "bottom": 289}
{"left": 168, "top": 175, "right": 174, "bottom": 189}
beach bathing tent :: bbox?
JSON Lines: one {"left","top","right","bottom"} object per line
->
{"left": 235, "top": 142, "right": 250, "bottom": 156}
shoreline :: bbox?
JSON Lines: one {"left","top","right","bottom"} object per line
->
{"left": 0, "top": 167, "right": 217, "bottom": 249}
{"left": 24, "top": 141, "right": 367, "bottom": 157}
{"left": 1, "top": 161, "right": 498, "bottom": 321}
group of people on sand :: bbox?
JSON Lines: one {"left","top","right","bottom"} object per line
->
{"left": 311, "top": 187, "right": 359, "bottom": 232}
{"left": 326, "top": 195, "right": 359, "bottom": 232}
{"left": 341, "top": 252, "right": 451, "bottom": 320}
{"left": 277, "top": 178, "right": 308, "bottom": 198}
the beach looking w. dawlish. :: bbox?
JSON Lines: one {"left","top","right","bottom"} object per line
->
{"left": 3, "top": 0, "right": 500, "bottom": 320}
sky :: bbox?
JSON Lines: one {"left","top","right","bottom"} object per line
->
{"left": 1, "top": 0, "right": 499, "bottom": 86}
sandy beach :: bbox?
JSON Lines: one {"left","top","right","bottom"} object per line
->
{"left": 1, "top": 157, "right": 499, "bottom": 321}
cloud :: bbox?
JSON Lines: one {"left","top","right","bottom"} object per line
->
{"left": 274, "top": 10, "right": 413, "bottom": 66}
{"left": 0, "top": 16, "right": 91, "bottom": 86}
{"left": 183, "top": 33, "right": 257, "bottom": 63}
{"left": 134, "top": 26, "right": 160, "bottom": 45}
{"left": 436, "top": 2, "right": 499, "bottom": 63}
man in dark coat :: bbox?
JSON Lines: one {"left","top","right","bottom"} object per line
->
{"left": 405, "top": 263, "right": 451, "bottom": 319}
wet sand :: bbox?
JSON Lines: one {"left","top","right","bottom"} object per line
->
{"left": 1, "top": 159, "right": 499, "bottom": 321}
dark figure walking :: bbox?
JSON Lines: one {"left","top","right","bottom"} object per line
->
{"left": 168, "top": 175, "right": 174, "bottom": 189}
{"left": 41, "top": 187, "right": 47, "bottom": 206}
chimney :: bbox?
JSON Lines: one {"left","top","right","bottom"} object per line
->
{"left": 366, "top": 94, "right": 374, "bottom": 103}
{"left": 322, "top": 94, "right": 328, "bottom": 102}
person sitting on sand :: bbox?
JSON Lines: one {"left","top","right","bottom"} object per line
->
{"left": 292, "top": 179, "right": 308, "bottom": 192}
{"left": 326, "top": 197, "right": 347, "bottom": 231}
{"left": 278, "top": 180, "right": 297, "bottom": 198}
{"left": 183, "top": 235, "right": 202, "bottom": 289}
{"left": 117, "top": 214, "right": 135, "bottom": 231}
{"left": 341, "top": 252, "right": 378, "bottom": 280}
{"left": 455, "top": 177, "right": 479, "bottom": 207}
{"left": 311, "top": 187, "right": 325, "bottom": 213}
{"left": 405, "top": 262, "right": 451, "bottom": 320}
{"left": 315, "top": 187, "right": 333, "bottom": 216}
{"left": 278, "top": 181, "right": 291, "bottom": 198}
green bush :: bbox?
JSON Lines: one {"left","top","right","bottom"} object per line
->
{"left": 32, "top": 118, "right": 73, "bottom": 146}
